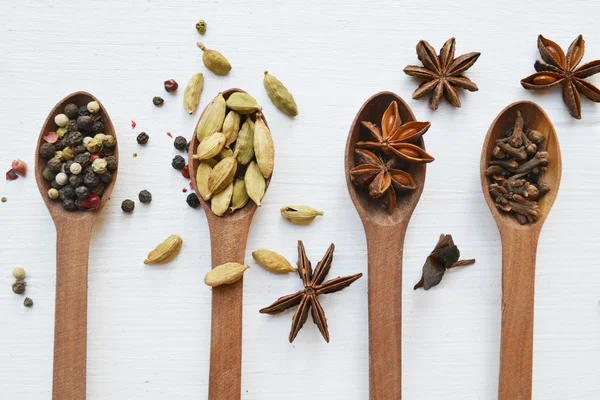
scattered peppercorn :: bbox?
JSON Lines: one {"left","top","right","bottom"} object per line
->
{"left": 6, "top": 169, "right": 18, "bottom": 181}
{"left": 137, "top": 132, "right": 149, "bottom": 145}
{"left": 153, "top": 96, "right": 164, "bottom": 106}
{"left": 186, "top": 193, "right": 200, "bottom": 208}
{"left": 139, "top": 190, "right": 152, "bottom": 204}
{"left": 23, "top": 297, "right": 33, "bottom": 308}
{"left": 12, "top": 267, "right": 25, "bottom": 280}
{"left": 133, "top": 153, "right": 138, "bottom": 158}
{"left": 174, "top": 136, "right": 187, "bottom": 150}
{"left": 121, "top": 199, "right": 135, "bottom": 213}
{"left": 196, "top": 19, "right": 207, "bottom": 35}
{"left": 12, "top": 280, "right": 26, "bottom": 295}
{"left": 1, "top": 197, "right": 6, "bottom": 203}
{"left": 172, "top": 155, "right": 186, "bottom": 170}
{"left": 164, "top": 79, "right": 178, "bottom": 92}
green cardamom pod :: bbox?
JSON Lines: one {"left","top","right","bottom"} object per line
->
{"left": 226, "top": 93, "right": 260, "bottom": 115}
{"left": 244, "top": 161, "right": 266, "bottom": 206}
{"left": 194, "top": 132, "right": 226, "bottom": 160}
{"left": 208, "top": 156, "right": 237, "bottom": 196}
{"left": 195, "top": 162, "right": 213, "bottom": 201}
{"left": 183, "top": 72, "right": 205, "bottom": 115}
{"left": 229, "top": 179, "right": 249, "bottom": 213}
{"left": 219, "top": 146, "right": 234, "bottom": 159}
{"left": 280, "top": 205, "right": 324, "bottom": 225}
{"left": 210, "top": 182, "right": 233, "bottom": 217}
{"left": 235, "top": 116, "right": 255, "bottom": 165}
{"left": 197, "top": 42, "right": 232, "bottom": 76}
{"left": 196, "top": 93, "right": 226, "bottom": 143}
{"left": 204, "top": 263, "right": 249, "bottom": 287}
{"left": 263, "top": 71, "right": 298, "bottom": 116}
{"left": 144, "top": 235, "right": 183, "bottom": 265}
{"left": 222, "top": 110, "right": 241, "bottom": 146}
{"left": 253, "top": 112, "right": 275, "bottom": 178}
{"left": 252, "top": 249, "right": 295, "bottom": 274}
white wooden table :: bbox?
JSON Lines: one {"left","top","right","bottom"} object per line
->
{"left": 1, "top": 0, "right": 599, "bottom": 398}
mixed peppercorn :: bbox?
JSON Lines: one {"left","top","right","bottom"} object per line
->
{"left": 39, "top": 101, "right": 117, "bottom": 211}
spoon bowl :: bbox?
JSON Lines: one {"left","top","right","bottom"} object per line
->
{"left": 34, "top": 91, "right": 117, "bottom": 400}
{"left": 344, "top": 91, "right": 429, "bottom": 400}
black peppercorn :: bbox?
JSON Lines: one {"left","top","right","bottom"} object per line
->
{"left": 63, "top": 160, "right": 74, "bottom": 174}
{"left": 23, "top": 297, "right": 34, "bottom": 307}
{"left": 74, "top": 153, "right": 90, "bottom": 168}
{"left": 51, "top": 180, "right": 62, "bottom": 190}
{"left": 121, "top": 199, "right": 135, "bottom": 213}
{"left": 43, "top": 168, "right": 56, "bottom": 181}
{"left": 12, "top": 280, "right": 26, "bottom": 294}
{"left": 77, "top": 115, "right": 93, "bottom": 132}
{"left": 139, "top": 190, "right": 152, "bottom": 203}
{"left": 67, "top": 119, "right": 79, "bottom": 133}
{"left": 186, "top": 193, "right": 201, "bottom": 208}
{"left": 64, "top": 103, "right": 79, "bottom": 119}
{"left": 92, "top": 119, "right": 104, "bottom": 134}
{"left": 59, "top": 185, "right": 76, "bottom": 200}
{"left": 174, "top": 136, "right": 187, "bottom": 150}
{"left": 84, "top": 172, "right": 99, "bottom": 187}
{"left": 73, "top": 145, "right": 87, "bottom": 155}
{"left": 69, "top": 174, "right": 83, "bottom": 187}
{"left": 62, "top": 198, "right": 77, "bottom": 211}
{"left": 137, "top": 132, "right": 149, "bottom": 145}
{"left": 75, "top": 185, "right": 89, "bottom": 199}
{"left": 90, "top": 182, "right": 105, "bottom": 196}
{"left": 106, "top": 155, "right": 118, "bottom": 171}
{"left": 153, "top": 96, "right": 164, "bottom": 106}
{"left": 47, "top": 157, "right": 62, "bottom": 172}
{"left": 54, "top": 139, "right": 65, "bottom": 151}
{"left": 78, "top": 105, "right": 91, "bottom": 117}
{"left": 40, "top": 143, "right": 56, "bottom": 159}
{"left": 66, "top": 131, "right": 83, "bottom": 146}
{"left": 172, "top": 155, "right": 186, "bottom": 170}
{"left": 99, "top": 170, "right": 112, "bottom": 184}
{"left": 103, "top": 146, "right": 115, "bottom": 156}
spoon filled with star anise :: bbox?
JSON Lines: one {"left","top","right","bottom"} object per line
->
{"left": 344, "top": 91, "right": 434, "bottom": 400}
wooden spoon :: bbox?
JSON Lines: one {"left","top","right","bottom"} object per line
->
{"left": 34, "top": 91, "right": 118, "bottom": 400}
{"left": 344, "top": 91, "right": 428, "bottom": 400}
{"left": 188, "top": 88, "right": 271, "bottom": 400}
{"left": 480, "top": 101, "right": 561, "bottom": 400}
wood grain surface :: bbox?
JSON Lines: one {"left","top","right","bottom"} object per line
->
{"left": 1, "top": 0, "right": 600, "bottom": 399}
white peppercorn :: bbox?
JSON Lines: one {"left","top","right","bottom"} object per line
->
{"left": 83, "top": 136, "right": 92, "bottom": 146}
{"left": 54, "top": 114, "right": 69, "bottom": 127}
{"left": 48, "top": 188, "right": 59, "bottom": 199}
{"left": 12, "top": 267, "right": 25, "bottom": 280}
{"left": 70, "top": 162, "right": 82, "bottom": 175}
{"left": 55, "top": 172, "right": 68, "bottom": 186}
{"left": 87, "top": 101, "right": 100, "bottom": 113}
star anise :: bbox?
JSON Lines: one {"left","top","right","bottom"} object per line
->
{"left": 521, "top": 35, "right": 600, "bottom": 119}
{"left": 349, "top": 148, "right": 416, "bottom": 212}
{"left": 356, "top": 100, "right": 434, "bottom": 163}
{"left": 404, "top": 38, "right": 481, "bottom": 111}
{"left": 260, "top": 241, "right": 362, "bottom": 343}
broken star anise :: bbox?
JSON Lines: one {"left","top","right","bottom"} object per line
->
{"left": 260, "top": 241, "right": 362, "bottom": 343}
{"left": 404, "top": 38, "right": 481, "bottom": 111}
{"left": 521, "top": 34, "right": 600, "bottom": 120}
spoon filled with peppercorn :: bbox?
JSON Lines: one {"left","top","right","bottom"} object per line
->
{"left": 188, "top": 88, "right": 271, "bottom": 400}
{"left": 480, "top": 101, "right": 561, "bottom": 400}
{"left": 344, "top": 91, "right": 433, "bottom": 400}
{"left": 34, "top": 91, "right": 118, "bottom": 399}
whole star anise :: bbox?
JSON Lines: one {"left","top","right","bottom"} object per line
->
{"left": 259, "top": 241, "right": 362, "bottom": 343}
{"left": 404, "top": 38, "right": 481, "bottom": 111}
{"left": 521, "top": 35, "right": 600, "bottom": 119}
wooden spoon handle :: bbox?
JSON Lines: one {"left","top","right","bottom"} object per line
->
{"left": 52, "top": 222, "right": 94, "bottom": 400}
{"left": 207, "top": 222, "right": 251, "bottom": 400}
{"left": 499, "top": 231, "right": 539, "bottom": 400}
{"left": 365, "top": 223, "right": 407, "bottom": 400}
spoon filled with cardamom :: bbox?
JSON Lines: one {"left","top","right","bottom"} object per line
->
{"left": 480, "top": 101, "right": 562, "bottom": 400}
{"left": 344, "top": 91, "right": 434, "bottom": 400}
{"left": 34, "top": 91, "right": 118, "bottom": 399}
{"left": 188, "top": 88, "right": 272, "bottom": 400}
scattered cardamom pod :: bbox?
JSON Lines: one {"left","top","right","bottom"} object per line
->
{"left": 204, "top": 262, "right": 250, "bottom": 287}
{"left": 229, "top": 179, "right": 249, "bottom": 212}
{"left": 194, "top": 132, "right": 226, "bottom": 160}
{"left": 183, "top": 72, "right": 204, "bottom": 114}
{"left": 280, "top": 205, "right": 324, "bottom": 225}
{"left": 234, "top": 116, "right": 255, "bottom": 165}
{"left": 263, "top": 71, "right": 298, "bottom": 116}
{"left": 208, "top": 156, "right": 237, "bottom": 196}
{"left": 245, "top": 160, "right": 266, "bottom": 206}
{"left": 219, "top": 146, "right": 234, "bottom": 159}
{"left": 196, "top": 162, "right": 213, "bottom": 201}
{"left": 197, "top": 42, "right": 232, "bottom": 76}
{"left": 211, "top": 182, "right": 234, "bottom": 217}
{"left": 222, "top": 110, "right": 241, "bottom": 146}
{"left": 226, "top": 93, "right": 260, "bottom": 115}
{"left": 252, "top": 249, "right": 295, "bottom": 274}
{"left": 253, "top": 112, "right": 275, "bottom": 178}
{"left": 144, "top": 234, "right": 183, "bottom": 265}
{"left": 196, "top": 93, "right": 226, "bottom": 143}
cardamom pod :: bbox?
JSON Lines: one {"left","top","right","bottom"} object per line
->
{"left": 208, "top": 156, "right": 237, "bottom": 196}
{"left": 211, "top": 182, "right": 233, "bottom": 216}
{"left": 222, "top": 110, "right": 241, "bottom": 146}
{"left": 244, "top": 161, "right": 266, "bottom": 206}
{"left": 205, "top": 158, "right": 219, "bottom": 168}
{"left": 234, "top": 116, "right": 255, "bottom": 165}
{"left": 183, "top": 72, "right": 205, "bottom": 114}
{"left": 253, "top": 112, "right": 275, "bottom": 178}
{"left": 196, "top": 162, "right": 213, "bottom": 200}
{"left": 204, "top": 262, "right": 250, "bottom": 287}
{"left": 196, "top": 93, "right": 226, "bottom": 143}
{"left": 194, "top": 132, "right": 226, "bottom": 160}
{"left": 219, "top": 146, "right": 233, "bottom": 159}
{"left": 252, "top": 249, "right": 295, "bottom": 274}
{"left": 229, "top": 179, "right": 249, "bottom": 212}
{"left": 197, "top": 42, "right": 232, "bottom": 76}
{"left": 226, "top": 93, "right": 260, "bottom": 115}
{"left": 144, "top": 234, "right": 183, "bottom": 265}
{"left": 280, "top": 205, "right": 324, "bottom": 225}
{"left": 263, "top": 71, "right": 298, "bottom": 116}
